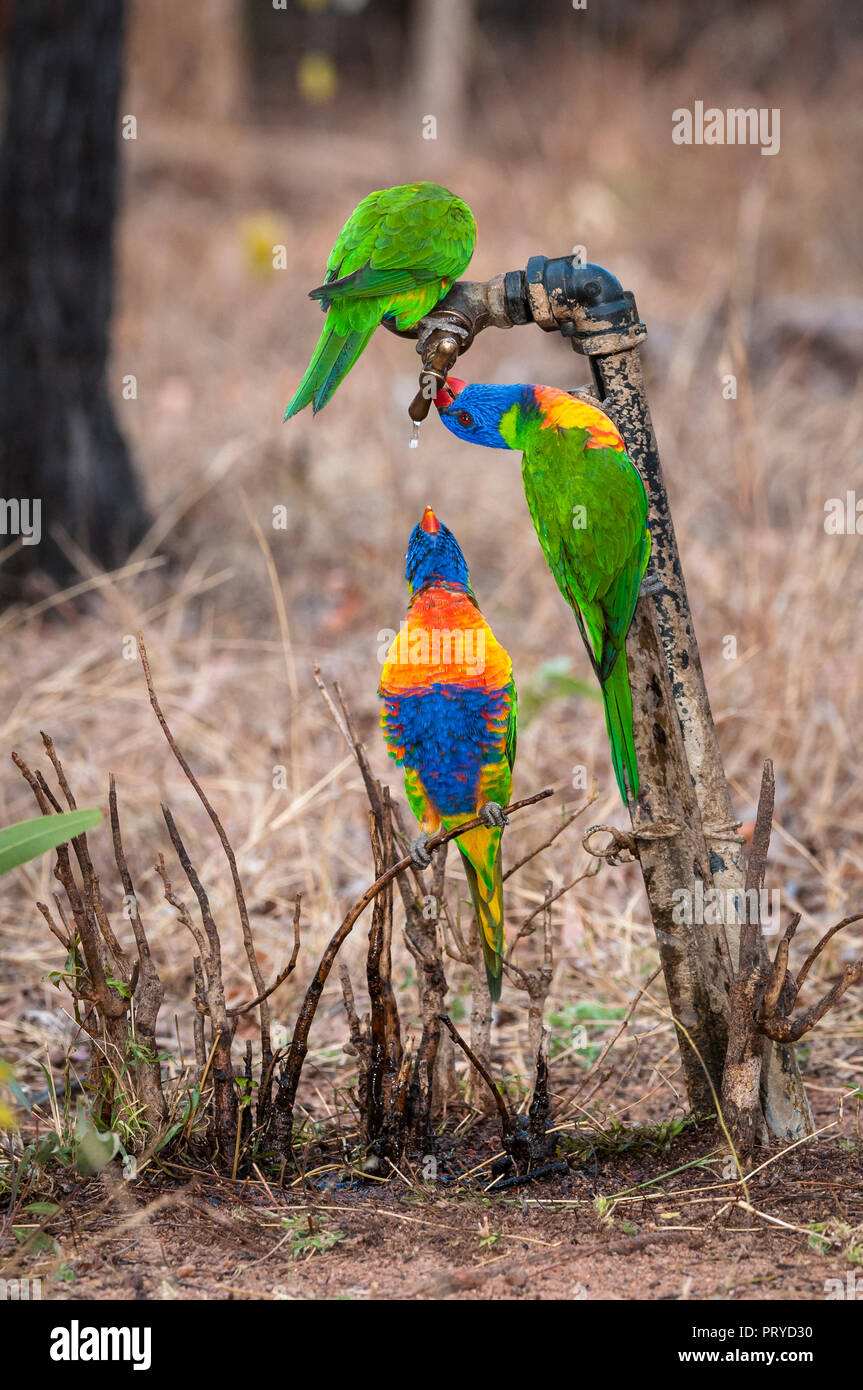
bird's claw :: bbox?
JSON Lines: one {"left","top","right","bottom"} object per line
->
{"left": 409, "top": 832, "right": 433, "bottom": 869}
{"left": 479, "top": 801, "right": 508, "bottom": 829}
{"left": 639, "top": 571, "right": 665, "bottom": 600}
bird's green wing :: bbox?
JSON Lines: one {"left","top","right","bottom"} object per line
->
{"left": 310, "top": 261, "right": 432, "bottom": 303}
{"left": 322, "top": 183, "right": 475, "bottom": 294}
{"left": 522, "top": 431, "right": 649, "bottom": 677}
{"left": 505, "top": 678, "right": 518, "bottom": 775}
{"left": 288, "top": 184, "right": 475, "bottom": 416}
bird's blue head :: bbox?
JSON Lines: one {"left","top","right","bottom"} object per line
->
{"left": 405, "top": 506, "right": 473, "bottom": 597}
{"left": 434, "top": 377, "right": 527, "bottom": 450}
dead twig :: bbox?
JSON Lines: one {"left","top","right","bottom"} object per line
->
{"left": 502, "top": 788, "right": 598, "bottom": 881}
{"left": 439, "top": 1013, "right": 510, "bottom": 1132}
{"left": 138, "top": 632, "right": 272, "bottom": 1088}
{"left": 159, "top": 806, "right": 237, "bottom": 1167}
{"left": 228, "top": 894, "right": 303, "bottom": 1017}
{"left": 109, "top": 774, "right": 166, "bottom": 1130}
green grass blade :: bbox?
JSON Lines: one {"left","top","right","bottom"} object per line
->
{"left": 0, "top": 809, "right": 102, "bottom": 876}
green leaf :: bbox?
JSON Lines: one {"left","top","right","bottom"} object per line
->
{"left": 0, "top": 809, "right": 102, "bottom": 876}
{"left": 155, "top": 1122, "right": 183, "bottom": 1153}
{"left": 34, "top": 1133, "right": 66, "bottom": 1165}
{"left": 7, "top": 1071, "right": 32, "bottom": 1115}
{"left": 24, "top": 1201, "right": 60, "bottom": 1216}
{"left": 74, "top": 1101, "right": 121, "bottom": 1175}
{"left": 12, "top": 1228, "right": 57, "bottom": 1253}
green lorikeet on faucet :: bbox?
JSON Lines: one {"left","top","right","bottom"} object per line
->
{"left": 285, "top": 183, "right": 475, "bottom": 418}
{"left": 436, "top": 379, "right": 652, "bottom": 804}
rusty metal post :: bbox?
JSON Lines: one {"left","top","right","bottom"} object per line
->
{"left": 403, "top": 257, "right": 811, "bottom": 1139}
{"left": 549, "top": 268, "right": 810, "bottom": 1141}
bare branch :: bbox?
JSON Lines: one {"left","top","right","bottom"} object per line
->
{"left": 138, "top": 632, "right": 271, "bottom": 1071}
{"left": 795, "top": 913, "right": 863, "bottom": 992}
{"left": 439, "top": 1013, "right": 510, "bottom": 1130}
{"left": 740, "top": 759, "right": 775, "bottom": 973}
{"left": 229, "top": 893, "right": 303, "bottom": 1016}
{"left": 503, "top": 789, "right": 598, "bottom": 882}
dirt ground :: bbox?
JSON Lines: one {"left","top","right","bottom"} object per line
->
{"left": 4, "top": 1076, "right": 861, "bottom": 1302}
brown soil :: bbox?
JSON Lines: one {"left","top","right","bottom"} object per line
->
{"left": 5, "top": 1085, "right": 861, "bottom": 1302}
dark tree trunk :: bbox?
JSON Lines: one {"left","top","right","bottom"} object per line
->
{"left": 0, "top": 0, "right": 148, "bottom": 602}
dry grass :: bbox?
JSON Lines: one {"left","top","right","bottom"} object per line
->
{"left": 1, "top": 20, "right": 861, "bottom": 1154}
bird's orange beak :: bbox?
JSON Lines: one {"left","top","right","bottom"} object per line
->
{"left": 434, "top": 377, "right": 466, "bottom": 410}
{"left": 420, "top": 505, "right": 440, "bottom": 534}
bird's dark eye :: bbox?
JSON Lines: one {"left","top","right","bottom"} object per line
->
{"left": 457, "top": 410, "right": 474, "bottom": 427}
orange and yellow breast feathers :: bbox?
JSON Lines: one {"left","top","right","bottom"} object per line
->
{"left": 380, "top": 588, "right": 512, "bottom": 694}
{"left": 533, "top": 385, "right": 625, "bottom": 452}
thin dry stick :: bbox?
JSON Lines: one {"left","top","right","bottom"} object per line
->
{"left": 109, "top": 774, "right": 166, "bottom": 1127}
{"left": 137, "top": 632, "right": 271, "bottom": 1076}
{"left": 504, "top": 882, "right": 555, "bottom": 1069}
{"left": 795, "top": 913, "right": 863, "bottom": 991}
{"left": 36, "top": 900, "right": 71, "bottom": 952}
{"left": 12, "top": 752, "right": 126, "bottom": 1025}
{"left": 503, "top": 789, "right": 599, "bottom": 881}
{"left": 438, "top": 1014, "right": 511, "bottom": 1131}
{"left": 570, "top": 965, "right": 663, "bottom": 1105}
{"left": 760, "top": 958, "right": 863, "bottom": 1043}
{"left": 229, "top": 894, "right": 303, "bottom": 1017}
{"left": 740, "top": 757, "right": 774, "bottom": 973}
{"left": 42, "top": 733, "right": 132, "bottom": 980}
{"left": 272, "top": 789, "right": 552, "bottom": 1151}
{"left": 160, "top": 806, "right": 237, "bottom": 1164}
{"left": 365, "top": 792, "right": 403, "bottom": 1151}
{"left": 513, "top": 860, "right": 601, "bottom": 939}
{"left": 760, "top": 913, "right": 800, "bottom": 1021}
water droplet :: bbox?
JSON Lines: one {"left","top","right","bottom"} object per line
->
{"left": 409, "top": 421, "right": 421, "bottom": 449}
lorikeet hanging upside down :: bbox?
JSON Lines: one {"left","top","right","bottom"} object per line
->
{"left": 379, "top": 506, "right": 517, "bottom": 1001}
{"left": 436, "top": 380, "right": 652, "bottom": 804}
{"left": 284, "top": 183, "right": 476, "bottom": 419}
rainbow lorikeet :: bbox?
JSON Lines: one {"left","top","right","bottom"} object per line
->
{"left": 284, "top": 183, "right": 475, "bottom": 419}
{"left": 379, "top": 506, "right": 517, "bottom": 1001}
{"left": 436, "top": 381, "right": 652, "bottom": 803}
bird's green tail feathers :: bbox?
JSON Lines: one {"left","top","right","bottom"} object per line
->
{"left": 601, "top": 651, "right": 639, "bottom": 803}
{"left": 284, "top": 321, "right": 375, "bottom": 419}
{"left": 460, "top": 839, "right": 505, "bottom": 1002}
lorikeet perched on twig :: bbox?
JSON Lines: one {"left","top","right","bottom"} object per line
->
{"left": 436, "top": 381, "right": 652, "bottom": 803}
{"left": 379, "top": 507, "right": 517, "bottom": 1001}
{"left": 284, "top": 183, "right": 475, "bottom": 418}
